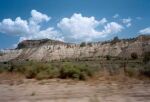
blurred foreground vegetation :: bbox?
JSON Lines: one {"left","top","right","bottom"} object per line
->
{"left": 0, "top": 60, "right": 149, "bottom": 80}
{"left": 0, "top": 52, "right": 149, "bottom": 80}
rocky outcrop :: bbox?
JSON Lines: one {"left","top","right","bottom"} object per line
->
{"left": 0, "top": 49, "right": 22, "bottom": 62}
{"left": 0, "top": 35, "right": 150, "bottom": 62}
{"left": 17, "top": 39, "right": 65, "bottom": 49}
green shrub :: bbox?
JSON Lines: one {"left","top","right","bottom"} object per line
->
{"left": 0, "top": 67, "right": 6, "bottom": 73}
{"left": 0, "top": 51, "right": 4, "bottom": 56}
{"left": 80, "top": 42, "right": 86, "bottom": 47}
{"left": 106, "top": 55, "right": 111, "bottom": 60}
{"left": 36, "top": 71, "right": 50, "bottom": 80}
{"left": 14, "top": 65, "right": 26, "bottom": 74}
{"left": 126, "top": 68, "right": 136, "bottom": 77}
{"left": 0, "top": 61, "right": 98, "bottom": 80}
{"left": 0, "top": 63, "right": 10, "bottom": 73}
{"left": 87, "top": 42, "right": 92, "bottom": 47}
{"left": 44, "top": 67, "right": 60, "bottom": 78}
{"left": 24, "top": 63, "right": 59, "bottom": 79}
{"left": 79, "top": 71, "right": 88, "bottom": 80}
{"left": 140, "top": 62, "right": 150, "bottom": 77}
{"left": 143, "top": 51, "right": 150, "bottom": 64}
{"left": 0, "top": 53, "right": 3, "bottom": 56}
{"left": 111, "top": 36, "right": 120, "bottom": 45}
{"left": 25, "top": 66, "right": 37, "bottom": 79}
{"left": 131, "top": 52, "right": 138, "bottom": 59}
{"left": 59, "top": 62, "right": 94, "bottom": 80}
{"left": 60, "top": 62, "right": 80, "bottom": 79}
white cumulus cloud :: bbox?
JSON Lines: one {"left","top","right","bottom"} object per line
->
{"left": 139, "top": 27, "right": 150, "bottom": 34}
{"left": 99, "top": 18, "right": 107, "bottom": 24}
{"left": 0, "top": 17, "right": 29, "bottom": 35}
{"left": 122, "top": 17, "right": 132, "bottom": 27}
{"left": 113, "top": 14, "right": 119, "bottom": 18}
{"left": 0, "top": 10, "right": 61, "bottom": 42}
{"left": 57, "top": 13, "right": 123, "bottom": 42}
{"left": 30, "top": 10, "right": 50, "bottom": 24}
{"left": 102, "top": 22, "right": 123, "bottom": 34}
{"left": 0, "top": 11, "right": 124, "bottom": 44}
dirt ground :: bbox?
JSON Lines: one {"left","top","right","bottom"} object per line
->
{"left": 0, "top": 73, "right": 150, "bottom": 102}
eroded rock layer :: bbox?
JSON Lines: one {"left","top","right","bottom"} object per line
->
{"left": 0, "top": 35, "right": 150, "bottom": 62}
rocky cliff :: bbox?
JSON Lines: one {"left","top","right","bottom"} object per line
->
{"left": 0, "top": 35, "right": 150, "bottom": 62}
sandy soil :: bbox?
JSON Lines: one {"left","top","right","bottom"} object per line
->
{"left": 0, "top": 74, "right": 150, "bottom": 102}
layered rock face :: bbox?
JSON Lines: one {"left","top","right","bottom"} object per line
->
{"left": 0, "top": 35, "right": 150, "bottom": 62}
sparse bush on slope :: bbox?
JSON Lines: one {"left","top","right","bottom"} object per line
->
{"left": 143, "top": 51, "right": 150, "bottom": 64}
{"left": 80, "top": 42, "right": 86, "bottom": 47}
{"left": 0, "top": 51, "right": 3, "bottom": 56}
{"left": 131, "top": 52, "right": 138, "bottom": 60}
{"left": 60, "top": 62, "right": 94, "bottom": 80}
{"left": 0, "top": 59, "right": 150, "bottom": 80}
{"left": 140, "top": 62, "right": 150, "bottom": 77}
{"left": 4, "top": 61, "right": 96, "bottom": 80}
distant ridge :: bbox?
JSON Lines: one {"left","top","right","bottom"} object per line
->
{"left": 17, "top": 34, "right": 150, "bottom": 49}
{"left": 17, "top": 39, "right": 65, "bottom": 49}
{"left": 0, "top": 34, "right": 149, "bottom": 62}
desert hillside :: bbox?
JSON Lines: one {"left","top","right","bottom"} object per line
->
{"left": 0, "top": 35, "right": 150, "bottom": 62}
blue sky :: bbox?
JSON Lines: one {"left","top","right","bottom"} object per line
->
{"left": 0, "top": 0, "right": 150, "bottom": 49}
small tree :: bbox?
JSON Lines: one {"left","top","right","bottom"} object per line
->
{"left": 87, "top": 42, "right": 92, "bottom": 47}
{"left": 80, "top": 42, "right": 86, "bottom": 47}
{"left": 106, "top": 55, "right": 111, "bottom": 60}
{"left": 0, "top": 51, "right": 3, "bottom": 56}
{"left": 111, "top": 36, "right": 120, "bottom": 45}
{"left": 131, "top": 52, "right": 138, "bottom": 59}
{"left": 143, "top": 51, "right": 150, "bottom": 63}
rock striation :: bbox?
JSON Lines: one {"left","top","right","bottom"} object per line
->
{"left": 0, "top": 35, "right": 150, "bottom": 62}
